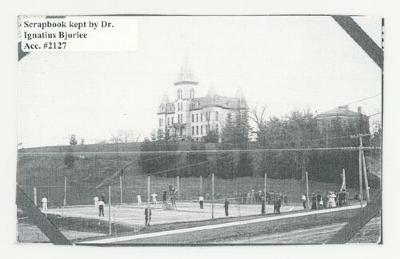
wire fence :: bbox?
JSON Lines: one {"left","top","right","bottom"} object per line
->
{"left": 16, "top": 146, "right": 381, "bottom": 242}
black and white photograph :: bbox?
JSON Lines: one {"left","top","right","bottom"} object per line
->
{"left": 16, "top": 14, "right": 383, "bottom": 246}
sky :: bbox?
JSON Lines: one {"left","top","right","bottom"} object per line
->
{"left": 17, "top": 16, "right": 383, "bottom": 148}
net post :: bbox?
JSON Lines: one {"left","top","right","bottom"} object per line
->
{"left": 108, "top": 185, "right": 112, "bottom": 235}
{"left": 33, "top": 187, "right": 37, "bottom": 206}
{"left": 211, "top": 173, "right": 214, "bottom": 219}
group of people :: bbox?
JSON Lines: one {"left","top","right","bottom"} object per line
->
{"left": 306, "top": 189, "right": 349, "bottom": 210}
{"left": 237, "top": 190, "right": 288, "bottom": 206}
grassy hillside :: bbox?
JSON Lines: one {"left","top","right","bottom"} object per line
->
{"left": 17, "top": 142, "right": 366, "bottom": 207}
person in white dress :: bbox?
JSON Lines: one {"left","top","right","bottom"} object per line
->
{"left": 137, "top": 194, "right": 142, "bottom": 206}
{"left": 328, "top": 192, "right": 337, "bottom": 208}
{"left": 151, "top": 193, "right": 158, "bottom": 204}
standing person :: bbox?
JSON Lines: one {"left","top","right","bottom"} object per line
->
{"left": 276, "top": 197, "right": 282, "bottom": 214}
{"left": 151, "top": 193, "right": 157, "bottom": 204}
{"left": 199, "top": 195, "right": 204, "bottom": 209}
{"left": 311, "top": 193, "right": 317, "bottom": 210}
{"left": 137, "top": 194, "right": 142, "bottom": 206}
{"left": 100, "top": 193, "right": 105, "bottom": 202}
{"left": 328, "top": 192, "right": 337, "bottom": 208}
{"left": 224, "top": 199, "right": 229, "bottom": 216}
{"left": 98, "top": 199, "right": 105, "bottom": 217}
{"left": 301, "top": 194, "right": 307, "bottom": 209}
{"left": 144, "top": 205, "right": 152, "bottom": 226}
{"left": 162, "top": 191, "right": 167, "bottom": 203}
{"left": 316, "top": 193, "right": 322, "bottom": 209}
{"left": 273, "top": 198, "right": 278, "bottom": 214}
{"left": 41, "top": 196, "right": 48, "bottom": 211}
{"left": 94, "top": 196, "right": 99, "bottom": 208}
{"left": 261, "top": 199, "right": 266, "bottom": 215}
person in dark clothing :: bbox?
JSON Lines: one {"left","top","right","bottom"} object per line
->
{"left": 316, "top": 193, "right": 322, "bottom": 209}
{"left": 311, "top": 193, "right": 317, "bottom": 210}
{"left": 98, "top": 200, "right": 105, "bottom": 216}
{"left": 338, "top": 191, "right": 345, "bottom": 206}
{"left": 224, "top": 199, "right": 229, "bottom": 216}
{"left": 276, "top": 198, "right": 281, "bottom": 214}
{"left": 100, "top": 193, "right": 105, "bottom": 202}
{"left": 261, "top": 199, "right": 266, "bottom": 215}
{"left": 144, "top": 206, "right": 152, "bottom": 226}
{"left": 162, "top": 191, "right": 167, "bottom": 202}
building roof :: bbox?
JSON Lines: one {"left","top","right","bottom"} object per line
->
{"left": 190, "top": 94, "right": 247, "bottom": 110}
{"left": 316, "top": 105, "right": 365, "bottom": 119}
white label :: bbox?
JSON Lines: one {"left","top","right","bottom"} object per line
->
{"left": 19, "top": 16, "right": 137, "bottom": 52}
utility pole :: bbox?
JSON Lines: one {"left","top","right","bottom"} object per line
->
{"left": 351, "top": 134, "right": 370, "bottom": 204}
{"left": 362, "top": 151, "right": 370, "bottom": 202}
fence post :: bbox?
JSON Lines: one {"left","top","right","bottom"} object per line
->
{"left": 147, "top": 175, "right": 151, "bottom": 203}
{"left": 200, "top": 175, "right": 203, "bottom": 196}
{"left": 211, "top": 173, "right": 215, "bottom": 219}
{"left": 63, "top": 176, "right": 67, "bottom": 206}
{"left": 119, "top": 175, "right": 123, "bottom": 204}
{"left": 108, "top": 185, "right": 112, "bottom": 235}
{"left": 33, "top": 187, "right": 37, "bottom": 206}
{"left": 177, "top": 176, "right": 180, "bottom": 201}
{"left": 305, "top": 171, "right": 310, "bottom": 209}
{"left": 264, "top": 173, "right": 267, "bottom": 201}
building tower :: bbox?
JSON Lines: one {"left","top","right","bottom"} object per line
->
{"left": 174, "top": 62, "right": 198, "bottom": 138}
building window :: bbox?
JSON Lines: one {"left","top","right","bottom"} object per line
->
{"left": 192, "top": 126, "right": 194, "bottom": 135}
{"left": 201, "top": 113, "right": 203, "bottom": 122}
{"left": 216, "top": 111, "right": 219, "bottom": 121}
{"left": 177, "top": 89, "right": 182, "bottom": 99}
{"left": 196, "top": 114, "right": 199, "bottom": 122}
{"left": 192, "top": 114, "right": 195, "bottom": 122}
{"left": 167, "top": 117, "right": 170, "bottom": 126}
{"left": 201, "top": 125, "right": 203, "bottom": 135}
{"left": 171, "top": 117, "right": 174, "bottom": 124}
{"left": 216, "top": 124, "right": 219, "bottom": 134}
{"left": 159, "top": 118, "right": 163, "bottom": 127}
{"left": 196, "top": 126, "right": 199, "bottom": 135}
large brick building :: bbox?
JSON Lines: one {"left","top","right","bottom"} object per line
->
{"left": 157, "top": 64, "right": 247, "bottom": 142}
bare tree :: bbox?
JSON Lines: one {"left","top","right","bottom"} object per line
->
{"left": 249, "top": 105, "right": 268, "bottom": 145}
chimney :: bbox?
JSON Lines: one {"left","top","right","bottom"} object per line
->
{"left": 357, "top": 106, "right": 362, "bottom": 114}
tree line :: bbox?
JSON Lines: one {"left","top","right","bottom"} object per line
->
{"left": 138, "top": 107, "right": 380, "bottom": 187}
